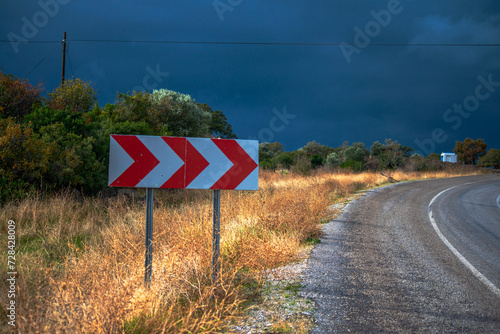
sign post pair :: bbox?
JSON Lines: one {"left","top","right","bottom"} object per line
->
{"left": 108, "top": 135, "right": 259, "bottom": 285}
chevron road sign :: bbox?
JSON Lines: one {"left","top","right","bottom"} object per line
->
{"left": 108, "top": 134, "right": 258, "bottom": 286}
{"left": 108, "top": 135, "right": 259, "bottom": 190}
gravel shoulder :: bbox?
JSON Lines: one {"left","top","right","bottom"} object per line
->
{"left": 228, "top": 189, "right": 368, "bottom": 333}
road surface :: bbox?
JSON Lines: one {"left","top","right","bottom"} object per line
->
{"left": 302, "top": 174, "right": 500, "bottom": 333}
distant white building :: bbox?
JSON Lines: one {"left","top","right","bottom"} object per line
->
{"left": 441, "top": 153, "right": 457, "bottom": 163}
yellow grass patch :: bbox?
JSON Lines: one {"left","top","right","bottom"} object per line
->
{"left": 0, "top": 168, "right": 484, "bottom": 332}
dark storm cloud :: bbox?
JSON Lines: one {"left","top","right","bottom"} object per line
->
{"left": 1, "top": 0, "right": 499, "bottom": 152}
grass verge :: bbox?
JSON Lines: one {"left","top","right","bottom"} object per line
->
{"left": 0, "top": 167, "right": 485, "bottom": 333}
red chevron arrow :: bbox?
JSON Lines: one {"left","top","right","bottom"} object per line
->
{"left": 161, "top": 137, "right": 186, "bottom": 188}
{"left": 210, "top": 139, "right": 258, "bottom": 190}
{"left": 185, "top": 140, "right": 210, "bottom": 185}
{"left": 161, "top": 137, "right": 209, "bottom": 188}
{"left": 110, "top": 135, "right": 160, "bottom": 187}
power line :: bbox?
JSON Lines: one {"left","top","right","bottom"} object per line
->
{"left": 25, "top": 43, "right": 59, "bottom": 77}
{"left": 1, "top": 39, "right": 500, "bottom": 47}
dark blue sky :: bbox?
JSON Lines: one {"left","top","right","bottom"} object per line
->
{"left": 1, "top": 0, "right": 499, "bottom": 155}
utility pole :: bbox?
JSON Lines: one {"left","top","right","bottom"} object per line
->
{"left": 61, "top": 31, "right": 66, "bottom": 85}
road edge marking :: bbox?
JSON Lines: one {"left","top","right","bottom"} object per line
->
{"left": 428, "top": 185, "right": 500, "bottom": 299}
{"left": 496, "top": 194, "right": 500, "bottom": 209}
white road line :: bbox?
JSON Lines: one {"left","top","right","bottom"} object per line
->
{"left": 429, "top": 186, "right": 500, "bottom": 299}
{"left": 496, "top": 194, "right": 500, "bottom": 209}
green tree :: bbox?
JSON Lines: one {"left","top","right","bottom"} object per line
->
{"left": 378, "top": 139, "right": 404, "bottom": 170}
{"left": 197, "top": 103, "right": 237, "bottom": 138}
{"left": 275, "top": 152, "right": 294, "bottom": 169}
{"left": 24, "top": 106, "right": 89, "bottom": 134}
{"left": 477, "top": 148, "right": 500, "bottom": 168}
{"left": 339, "top": 142, "right": 368, "bottom": 171}
{"left": 39, "top": 123, "right": 106, "bottom": 194}
{"left": 454, "top": 138, "right": 487, "bottom": 165}
{"left": 427, "top": 153, "right": 441, "bottom": 160}
{"left": 292, "top": 155, "right": 312, "bottom": 175}
{"left": 310, "top": 154, "right": 324, "bottom": 168}
{"left": 109, "top": 92, "right": 152, "bottom": 124}
{"left": 149, "top": 89, "right": 210, "bottom": 137}
{"left": 343, "top": 146, "right": 365, "bottom": 163}
{"left": 326, "top": 152, "right": 341, "bottom": 168}
{"left": 259, "top": 142, "right": 284, "bottom": 169}
{"left": 370, "top": 141, "right": 385, "bottom": 157}
{"left": 0, "top": 71, "right": 43, "bottom": 121}
{"left": 48, "top": 78, "right": 97, "bottom": 113}
{"left": 0, "top": 119, "right": 51, "bottom": 201}
{"left": 401, "top": 145, "right": 414, "bottom": 157}
{"left": 300, "top": 140, "right": 333, "bottom": 158}
{"left": 111, "top": 90, "right": 212, "bottom": 137}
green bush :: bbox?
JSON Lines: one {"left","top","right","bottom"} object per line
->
{"left": 477, "top": 148, "right": 500, "bottom": 168}
{"left": 0, "top": 72, "right": 43, "bottom": 121}
{"left": 48, "top": 78, "right": 97, "bottom": 113}
{"left": 276, "top": 152, "right": 294, "bottom": 169}
{"left": 292, "top": 155, "right": 313, "bottom": 175}
{"left": 25, "top": 106, "right": 89, "bottom": 134}
{"left": 0, "top": 119, "right": 51, "bottom": 202}
{"left": 0, "top": 75, "right": 240, "bottom": 202}
{"left": 341, "top": 159, "right": 364, "bottom": 171}
{"left": 326, "top": 152, "right": 341, "bottom": 168}
{"left": 310, "top": 154, "right": 324, "bottom": 169}
{"left": 39, "top": 123, "right": 106, "bottom": 194}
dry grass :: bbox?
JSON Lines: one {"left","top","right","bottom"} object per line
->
{"left": 0, "top": 167, "right": 485, "bottom": 333}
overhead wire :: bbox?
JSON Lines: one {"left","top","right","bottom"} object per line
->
{"left": 1, "top": 39, "right": 500, "bottom": 47}
{"left": 25, "top": 43, "right": 59, "bottom": 77}
{"left": 7, "top": 38, "right": 500, "bottom": 79}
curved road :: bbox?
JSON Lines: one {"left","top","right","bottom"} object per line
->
{"left": 302, "top": 174, "right": 500, "bottom": 333}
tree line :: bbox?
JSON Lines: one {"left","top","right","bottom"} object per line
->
{"left": 1, "top": 72, "right": 498, "bottom": 202}
{"left": 260, "top": 137, "right": 498, "bottom": 173}
{"left": 0, "top": 73, "right": 235, "bottom": 202}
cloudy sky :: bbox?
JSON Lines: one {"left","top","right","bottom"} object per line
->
{"left": 1, "top": 0, "right": 499, "bottom": 155}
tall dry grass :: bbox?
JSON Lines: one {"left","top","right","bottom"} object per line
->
{"left": 0, "top": 167, "right": 485, "bottom": 333}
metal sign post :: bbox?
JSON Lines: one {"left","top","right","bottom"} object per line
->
{"left": 212, "top": 189, "right": 221, "bottom": 286}
{"left": 145, "top": 188, "right": 154, "bottom": 285}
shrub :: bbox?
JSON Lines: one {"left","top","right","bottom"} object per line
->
{"left": 478, "top": 148, "right": 500, "bottom": 168}
{"left": 112, "top": 90, "right": 211, "bottom": 137}
{"left": 341, "top": 159, "right": 364, "bottom": 172}
{"left": 0, "top": 72, "right": 43, "bottom": 121}
{"left": 325, "top": 152, "right": 341, "bottom": 168}
{"left": 24, "top": 106, "right": 89, "bottom": 134}
{"left": 378, "top": 151, "right": 403, "bottom": 170}
{"left": 48, "top": 78, "right": 97, "bottom": 113}
{"left": 364, "top": 156, "right": 380, "bottom": 171}
{"left": 292, "top": 155, "right": 313, "bottom": 175}
{"left": 149, "top": 89, "right": 211, "bottom": 137}
{"left": 310, "top": 154, "right": 324, "bottom": 168}
{"left": 0, "top": 119, "right": 51, "bottom": 202}
{"left": 39, "top": 123, "right": 106, "bottom": 194}
{"left": 275, "top": 152, "right": 294, "bottom": 169}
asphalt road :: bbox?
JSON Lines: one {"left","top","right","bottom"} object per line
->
{"left": 302, "top": 174, "right": 500, "bottom": 333}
